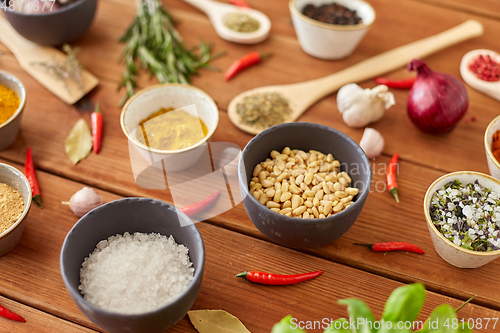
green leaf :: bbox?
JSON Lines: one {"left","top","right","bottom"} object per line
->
{"left": 187, "top": 310, "right": 251, "bottom": 333}
{"left": 271, "top": 315, "right": 307, "bottom": 333}
{"left": 338, "top": 299, "right": 375, "bottom": 333}
{"left": 382, "top": 283, "right": 426, "bottom": 323}
{"left": 376, "top": 325, "right": 412, "bottom": 333}
{"left": 65, "top": 119, "right": 92, "bottom": 165}
{"left": 424, "top": 304, "right": 458, "bottom": 333}
{"left": 324, "top": 318, "right": 351, "bottom": 333}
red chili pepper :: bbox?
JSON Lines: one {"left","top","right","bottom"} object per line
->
{"left": 91, "top": 102, "right": 103, "bottom": 154}
{"left": 387, "top": 153, "right": 399, "bottom": 203}
{"left": 236, "top": 270, "right": 322, "bottom": 285}
{"left": 25, "top": 147, "right": 42, "bottom": 208}
{"left": 354, "top": 242, "right": 425, "bottom": 254}
{"left": 374, "top": 76, "right": 416, "bottom": 89}
{"left": 0, "top": 304, "right": 25, "bottom": 323}
{"left": 181, "top": 191, "right": 220, "bottom": 217}
{"left": 229, "top": 0, "right": 250, "bottom": 8}
{"left": 225, "top": 52, "right": 272, "bottom": 81}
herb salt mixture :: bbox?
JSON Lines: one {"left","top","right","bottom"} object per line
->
{"left": 0, "top": 183, "right": 25, "bottom": 234}
{"left": 430, "top": 179, "right": 500, "bottom": 251}
{"left": 236, "top": 93, "right": 292, "bottom": 130}
{"left": 224, "top": 12, "right": 260, "bottom": 33}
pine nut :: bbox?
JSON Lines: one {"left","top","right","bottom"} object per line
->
{"left": 293, "top": 206, "right": 307, "bottom": 216}
{"left": 277, "top": 172, "right": 288, "bottom": 182}
{"left": 332, "top": 160, "right": 340, "bottom": 167}
{"left": 319, "top": 214, "right": 326, "bottom": 219}
{"left": 286, "top": 212, "right": 292, "bottom": 217}
{"left": 250, "top": 184, "right": 262, "bottom": 193}
{"left": 281, "top": 180, "right": 289, "bottom": 193}
{"left": 303, "top": 211, "right": 310, "bottom": 219}
{"left": 313, "top": 197, "right": 319, "bottom": 206}
{"left": 282, "top": 147, "right": 291, "bottom": 155}
{"left": 323, "top": 181, "right": 330, "bottom": 194}
{"left": 312, "top": 179, "right": 318, "bottom": 186}
{"left": 295, "top": 174, "right": 304, "bottom": 185}
{"left": 276, "top": 154, "right": 288, "bottom": 160}
{"left": 273, "top": 189, "right": 281, "bottom": 203}
{"left": 259, "top": 195, "right": 268, "bottom": 205}
{"left": 325, "top": 175, "right": 335, "bottom": 182}
{"left": 271, "top": 208, "right": 280, "bottom": 213}
{"left": 335, "top": 191, "right": 347, "bottom": 198}
{"left": 270, "top": 150, "right": 280, "bottom": 158}
{"left": 252, "top": 177, "right": 259, "bottom": 183}
{"left": 346, "top": 187, "right": 359, "bottom": 196}
{"left": 283, "top": 200, "right": 292, "bottom": 208}
{"left": 285, "top": 161, "right": 295, "bottom": 169}
{"left": 341, "top": 196, "right": 353, "bottom": 203}
{"left": 310, "top": 152, "right": 317, "bottom": 162}
{"left": 290, "top": 184, "right": 301, "bottom": 194}
{"left": 319, "top": 164, "right": 331, "bottom": 173}
{"left": 333, "top": 202, "right": 344, "bottom": 212}
{"left": 324, "top": 201, "right": 333, "bottom": 215}
{"left": 318, "top": 205, "right": 324, "bottom": 214}
{"left": 252, "top": 191, "right": 261, "bottom": 200}
{"left": 315, "top": 189, "right": 324, "bottom": 200}
{"left": 265, "top": 165, "right": 273, "bottom": 172}
{"left": 261, "top": 179, "right": 273, "bottom": 188}
{"left": 303, "top": 172, "right": 313, "bottom": 185}
{"left": 280, "top": 207, "right": 292, "bottom": 215}
{"left": 340, "top": 172, "right": 352, "bottom": 183}
{"left": 265, "top": 189, "right": 275, "bottom": 198}
{"left": 258, "top": 171, "right": 267, "bottom": 182}
{"left": 326, "top": 154, "right": 333, "bottom": 163}
{"left": 252, "top": 164, "right": 262, "bottom": 177}
{"left": 274, "top": 182, "right": 281, "bottom": 191}
{"left": 304, "top": 190, "right": 315, "bottom": 197}
{"left": 267, "top": 201, "right": 280, "bottom": 209}
{"left": 280, "top": 192, "right": 292, "bottom": 202}
{"left": 334, "top": 182, "right": 345, "bottom": 191}
{"left": 304, "top": 200, "right": 313, "bottom": 208}
{"left": 300, "top": 183, "right": 308, "bottom": 191}
{"left": 297, "top": 150, "right": 307, "bottom": 160}
{"left": 292, "top": 195, "right": 301, "bottom": 210}
{"left": 312, "top": 206, "right": 319, "bottom": 218}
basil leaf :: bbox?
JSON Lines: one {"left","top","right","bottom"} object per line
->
{"left": 382, "top": 283, "right": 426, "bottom": 323}
{"left": 324, "top": 318, "right": 351, "bottom": 333}
{"left": 338, "top": 299, "right": 375, "bottom": 333}
{"left": 424, "top": 304, "right": 458, "bottom": 333}
{"left": 271, "top": 315, "right": 307, "bottom": 333}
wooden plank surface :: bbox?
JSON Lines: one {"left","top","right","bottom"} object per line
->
{"left": 408, "top": 0, "right": 500, "bottom": 21}
{"left": 1, "top": 161, "right": 500, "bottom": 333}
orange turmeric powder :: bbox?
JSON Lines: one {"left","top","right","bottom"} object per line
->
{"left": 0, "top": 85, "right": 20, "bottom": 126}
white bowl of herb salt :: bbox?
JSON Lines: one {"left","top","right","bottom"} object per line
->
{"left": 424, "top": 171, "right": 500, "bottom": 268}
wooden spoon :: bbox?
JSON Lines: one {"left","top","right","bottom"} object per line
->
{"left": 228, "top": 20, "right": 484, "bottom": 135}
{"left": 0, "top": 16, "right": 98, "bottom": 105}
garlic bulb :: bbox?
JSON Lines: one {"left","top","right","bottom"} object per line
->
{"left": 64, "top": 187, "right": 104, "bottom": 217}
{"left": 337, "top": 83, "right": 395, "bottom": 128}
{"left": 359, "top": 128, "right": 384, "bottom": 159}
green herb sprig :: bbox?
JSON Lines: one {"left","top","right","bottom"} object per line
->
{"left": 272, "top": 283, "right": 475, "bottom": 333}
{"left": 118, "top": 0, "right": 224, "bottom": 107}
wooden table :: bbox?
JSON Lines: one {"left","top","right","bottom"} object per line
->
{"left": 1, "top": 0, "right": 500, "bottom": 331}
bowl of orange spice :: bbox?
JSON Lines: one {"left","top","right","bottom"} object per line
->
{"left": 120, "top": 84, "right": 219, "bottom": 175}
{"left": 0, "top": 71, "right": 26, "bottom": 151}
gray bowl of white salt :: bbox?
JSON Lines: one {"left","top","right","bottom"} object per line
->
{"left": 60, "top": 198, "right": 205, "bottom": 333}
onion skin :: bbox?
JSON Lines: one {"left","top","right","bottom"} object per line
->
{"left": 407, "top": 59, "right": 468, "bottom": 134}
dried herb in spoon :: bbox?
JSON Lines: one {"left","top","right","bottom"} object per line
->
{"left": 236, "top": 92, "right": 292, "bottom": 130}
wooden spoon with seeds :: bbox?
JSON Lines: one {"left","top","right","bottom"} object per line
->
{"left": 227, "top": 20, "right": 484, "bottom": 135}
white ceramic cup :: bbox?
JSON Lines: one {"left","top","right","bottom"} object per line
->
{"left": 424, "top": 171, "right": 500, "bottom": 268}
{"left": 120, "top": 84, "right": 219, "bottom": 174}
{"left": 289, "top": 0, "right": 375, "bottom": 60}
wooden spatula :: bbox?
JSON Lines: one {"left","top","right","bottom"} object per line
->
{"left": 228, "top": 20, "right": 484, "bottom": 135}
{"left": 0, "top": 16, "right": 98, "bottom": 104}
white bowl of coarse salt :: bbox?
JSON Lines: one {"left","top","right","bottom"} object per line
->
{"left": 60, "top": 198, "right": 205, "bottom": 333}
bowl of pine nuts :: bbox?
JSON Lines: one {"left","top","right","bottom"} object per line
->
{"left": 238, "top": 122, "right": 372, "bottom": 248}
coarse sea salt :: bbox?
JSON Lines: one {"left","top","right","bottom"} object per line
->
{"left": 79, "top": 232, "right": 194, "bottom": 314}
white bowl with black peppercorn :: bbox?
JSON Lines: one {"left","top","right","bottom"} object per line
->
{"left": 289, "top": 0, "right": 375, "bottom": 60}
{"left": 424, "top": 171, "right": 500, "bottom": 268}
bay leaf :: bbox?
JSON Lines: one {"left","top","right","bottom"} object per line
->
{"left": 188, "top": 310, "right": 251, "bottom": 333}
{"left": 65, "top": 119, "right": 92, "bottom": 165}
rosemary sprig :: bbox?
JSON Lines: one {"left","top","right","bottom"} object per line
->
{"left": 118, "top": 0, "right": 224, "bottom": 107}
{"left": 32, "top": 44, "right": 84, "bottom": 95}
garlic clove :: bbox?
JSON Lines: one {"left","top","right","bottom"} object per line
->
{"left": 67, "top": 187, "right": 104, "bottom": 217}
{"left": 359, "top": 128, "right": 384, "bottom": 159}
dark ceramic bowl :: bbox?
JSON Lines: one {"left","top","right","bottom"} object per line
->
{"left": 238, "top": 122, "right": 372, "bottom": 248}
{"left": 4, "top": 0, "right": 97, "bottom": 46}
{"left": 60, "top": 198, "right": 205, "bottom": 333}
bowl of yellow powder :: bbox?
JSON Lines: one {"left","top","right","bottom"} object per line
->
{"left": 0, "top": 163, "right": 32, "bottom": 256}
{"left": 0, "top": 71, "right": 26, "bottom": 151}
{"left": 120, "top": 84, "right": 219, "bottom": 175}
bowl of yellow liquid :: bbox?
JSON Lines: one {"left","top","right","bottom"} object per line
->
{"left": 120, "top": 84, "right": 219, "bottom": 174}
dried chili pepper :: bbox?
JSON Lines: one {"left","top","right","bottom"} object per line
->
{"left": 387, "top": 153, "right": 399, "bottom": 203}
{"left": 354, "top": 242, "right": 425, "bottom": 254}
{"left": 0, "top": 304, "right": 25, "bottom": 323}
{"left": 225, "top": 52, "right": 272, "bottom": 81}
{"left": 25, "top": 147, "right": 42, "bottom": 208}
{"left": 374, "top": 76, "right": 416, "bottom": 89}
{"left": 181, "top": 191, "right": 220, "bottom": 217}
{"left": 91, "top": 102, "right": 103, "bottom": 154}
{"left": 229, "top": 0, "right": 250, "bottom": 8}
{"left": 236, "top": 270, "right": 322, "bottom": 285}
{"left": 468, "top": 54, "right": 500, "bottom": 82}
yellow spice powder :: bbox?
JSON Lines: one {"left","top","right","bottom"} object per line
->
{"left": 136, "top": 108, "right": 209, "bottom": 151}
{"left": 0, "top": 85, "right": 20, "bottom": 126}
{"left": 0, "top": 183, "right": 25, "bottom": 235}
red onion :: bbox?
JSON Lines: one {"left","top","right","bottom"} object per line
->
{"left": 407, "top": 59, "right": 468, "bottom": 134}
